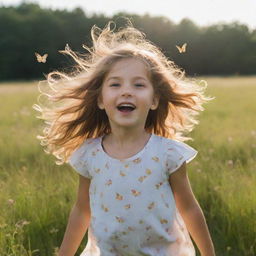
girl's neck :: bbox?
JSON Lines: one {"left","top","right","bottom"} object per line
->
{"left": 102, "top": 130, "right": 152, "bottom": 160}
{"left": 103, "top": 129, "right": 150, "bottom": 148}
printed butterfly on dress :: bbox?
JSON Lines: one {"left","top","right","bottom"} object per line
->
{"left": 148, "top": 202, "right": 155, "bottom": 210}
{"left": 115, "top": 216, "right": 125, "bottom": 223}
{"left": 35, "top": 52, "right": 48, "bottom": 63}
{"left": 176, "top": 43, "right": 187, "bottom": 53}
{"left": 124, "top": 204, "right": 131, "bottom": 209}
{"left": 138, "top": 175, "right": 147, "bottom": 182}
{"left": 101, "top": 204, "right": 109, "bottom": 212}
{"left": 116, "top": 193, "right": 123, "bottom": 200}
{"left": 160, "top": 218, "right": 168, "bottom": 224}
{"left": 131, "top": 189, "right": 141, "bottom": 196}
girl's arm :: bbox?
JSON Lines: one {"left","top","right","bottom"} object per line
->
{"left": 169, "top": 162, "right": 216, "bottom": 256}
{"left": 58, "top": 175, "right": 91, "bottom": 256}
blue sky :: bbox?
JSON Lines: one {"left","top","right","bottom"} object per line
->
{"left": 1, "top": 0, "right": 256, "bottom": 29}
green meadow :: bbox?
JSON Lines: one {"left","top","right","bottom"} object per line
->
{"left": 0, "top": 77, "right": 255, "bottom": 256}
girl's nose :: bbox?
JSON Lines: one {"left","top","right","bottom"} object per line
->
{"left": 121, "top": 84, "right": 133, "bottom": 96}
{"left": 121, "top": 83, "right": 132, "bottom": 96}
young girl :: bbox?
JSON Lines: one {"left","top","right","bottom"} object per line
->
{"left": 34, "top": 21, "right": 216, "bottom": 256}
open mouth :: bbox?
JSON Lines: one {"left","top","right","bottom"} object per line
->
{"left": 117, "top": 103, "right": 136, "bottom": 112}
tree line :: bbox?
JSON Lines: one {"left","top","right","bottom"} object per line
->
{"left": 0, "top": 3, "right": 256, "bottom": 80}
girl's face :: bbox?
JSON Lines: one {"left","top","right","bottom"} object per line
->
{"left": 98, "top": 57, "right": 159, "bottom": 131}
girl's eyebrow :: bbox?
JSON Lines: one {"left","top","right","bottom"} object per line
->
{"left": 106, "top": 76, "right": 148, "bottom": 82}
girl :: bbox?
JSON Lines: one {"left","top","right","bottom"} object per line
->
{"left": 34, "top": 21, "right": 216, "bottom": 256}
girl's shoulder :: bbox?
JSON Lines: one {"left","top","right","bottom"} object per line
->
{"left": 155, "top": 135, "right": 198, "bottom": 175}
{"left": 67, "top": 137, "right": 101, "bottom": 179}
{"left": 68, "top": 137, "right": 101, "bottom": 163}
{"left": 153, "top": 134, "right": 195, "bottom": 150}
{"left": 154, "top": 134, "right": 196, "bottom": 152}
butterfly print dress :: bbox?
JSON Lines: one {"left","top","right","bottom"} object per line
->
{"left": 68, "top": 134, "right": 198, "bottom": 256}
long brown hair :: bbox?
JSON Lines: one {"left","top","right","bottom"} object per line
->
{"left": 33, "top": 20, "right": 214, "bottom": 164}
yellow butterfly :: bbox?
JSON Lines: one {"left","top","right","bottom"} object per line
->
{"left": 128, "top": 226, "right": 135, "bottom": 231}
{"left": 115, "top": 216, "right": 124, "bottom": 223}
{"left": 35, "top": 52, "right": 48, "bottom": 63}
{"left": 176, "top": 43, "right": 187, "bottom": 53}
{"left": 133, "top": 157, "right": 141, "bottom": 164}
{"left": 131, "top": 189, "right": 141, "bottom": 196}
{"left": 146, "top": 169, "right": 152, "bottom": 175}
{"left": 151, "top": 156, "right": 159, "bottom": 162}
{"left": 94, "top": 168, "right": 101, "bottom": 173}
{"left": 105, "top": 179, "right": 112, "bottom": 186}
{"left": 116, "top": 193, "right": 123, "bottom": 200}
{"left": 138, "top": 175, "right": 147, "bottom": 182}
{"left": 147, "top": 202, "right": 155, "bottom": 210}
{"left": 120, "top": 171, "right": 126, "bottom": 176}
{"left": 101, "top": 204, "right": 109, "bottom": 212}
{"left": 155, "top": 182, "right": 163, "bottom": 189}
{"left": 160, "top": 218, "right": 168, "bottom": 224}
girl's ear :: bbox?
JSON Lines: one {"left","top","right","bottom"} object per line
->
{"left": 150, "top": 95, "right": 159, "bottom": 110}
{"left": 97, "top": 96, "right": 104, "bottom": 110}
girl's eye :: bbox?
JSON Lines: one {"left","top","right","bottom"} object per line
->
{"left": 109, "top": 83, "right": 144, "bottom": 87}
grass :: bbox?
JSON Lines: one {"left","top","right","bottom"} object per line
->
{"left": 0, "top": 76, "right": 255, "bottom": 255}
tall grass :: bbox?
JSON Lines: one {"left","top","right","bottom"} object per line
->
{"left": 0, "top": 77, "right": 255, "bottom": 255}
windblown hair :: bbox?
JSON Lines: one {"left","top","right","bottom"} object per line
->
{"left": 33, "top": 20, "right": 214, "bottom": 165}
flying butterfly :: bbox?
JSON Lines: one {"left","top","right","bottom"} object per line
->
{"left": 176, "top": 43, "right": 187, "bottom": 53}
{"left": 35, "top": 52, "right": 48, "bottom": 63}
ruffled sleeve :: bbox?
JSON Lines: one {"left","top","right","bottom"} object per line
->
{"left": 68, "top": 141, "right": 92, "bottom": 179}
{"left": 165, "top": 139, "right": 198, "bottom": 176}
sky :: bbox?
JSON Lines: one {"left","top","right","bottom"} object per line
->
{"left": 1, "top": 0, "right": 256, "bottom": 30}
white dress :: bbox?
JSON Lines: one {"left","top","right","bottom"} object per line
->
{"left": 68, "top": 133, "right": 198, "bottom": 256}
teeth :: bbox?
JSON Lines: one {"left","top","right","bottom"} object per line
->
{"left": 118, "top": 103, "right": 135, "bottom": 108}
{"left": 120, "top": 104, "right": 134, "bottom": 107}
{"left": 117, "top": 103, "right": 136, "bottom": 111}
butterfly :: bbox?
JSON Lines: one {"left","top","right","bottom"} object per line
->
{"left": 146, "top": 169, "right": 152, "bottom": 175}
{"left": 35, "top": 52, "right": 48, "bottom": 63}
{"left": 128, "top": 226, "right": 135, "bottom": 231}
{"left": 131, "top": 189, "right": 141, "bottom": 196}
{"left": 155, "top": 182, "right": 163, "bottom": 189}
{"left": 115, "top": 216, "right": 124, "bottom": 223}
{"left": 116, "top": 193, "right": 123, "bottom": 200}
{"left": 120, "top": 171, "right": 126, "bottom": 177}
{"left": 146, "top": 226, "right": 152, "bottom": 231}
{"left": 176, "top": 43, "right": 187, "bottom": 53}
{"left": 160, "top": 218, "right": 168, "bottom": 224}
{"left": 147, "top": 202, "right": 155, "bottom": 210}
{"left": 94, "top": 168, "right": 101, "bottom": 173}
{"left": 101, "top": 204, "right": 109, "bottom": 212}
{"left": 133, "top": 157, "right": 141, "bottom": 164}
{"left": 105, "top": 179, "right": 112, "bottom": 186}
{"left": 138, "top": 175, "right": 147, "bottom": 182}
{"left": 151, "top": 156, "right": 159, "bottom": 162}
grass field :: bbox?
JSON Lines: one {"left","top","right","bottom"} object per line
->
{"left": 0, "top": 76, "right": 255, "bottom": 256}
